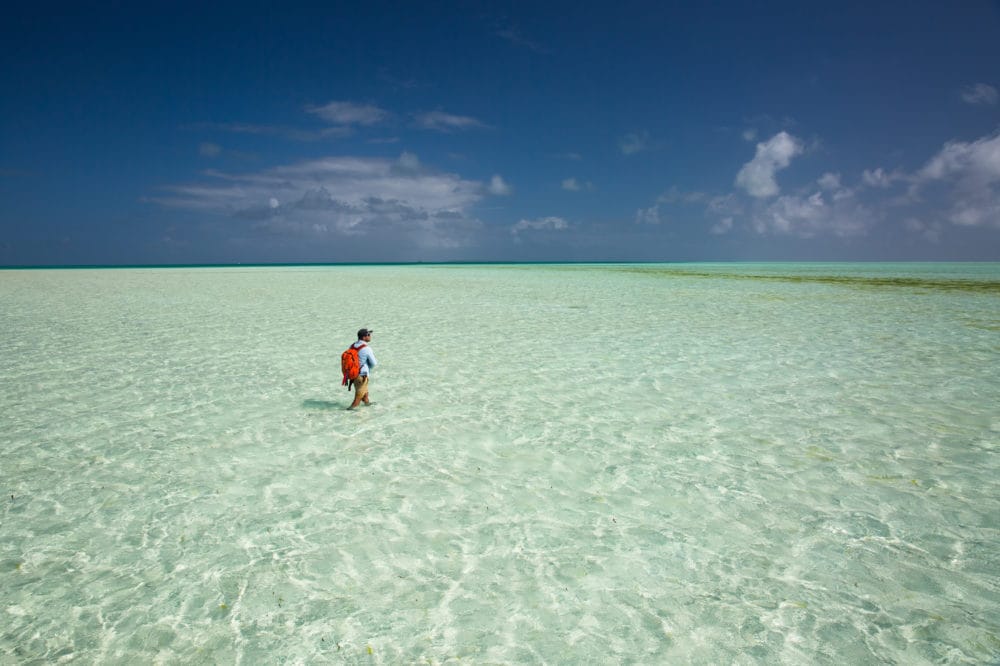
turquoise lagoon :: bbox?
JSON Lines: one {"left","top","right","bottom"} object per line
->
{"left": 2, "top": 263, "right": 999, "bottom": 663}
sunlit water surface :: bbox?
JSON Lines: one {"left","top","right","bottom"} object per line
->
{"left": 2, "top": 264, "right": 999, "bottom": 664}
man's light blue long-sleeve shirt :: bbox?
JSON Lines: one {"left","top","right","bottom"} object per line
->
{"left": 352, "top": 341, "right": 377, "bottom": 376}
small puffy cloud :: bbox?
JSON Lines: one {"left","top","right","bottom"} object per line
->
{"left": 562, "top": 177, "right": 593, "bottom": 192}
{"left": 634, "top": 205, "right": 661, "bottom": 225}
{"left": 758, "top": 192, "right": 824, "bottom": 234}
{"left": 915, "top": 131, "right": 1000, "bottom": 227}
{"left": 397, "top": 152, "right": 420, "bottom": 170}
{"left": 816, "top": 173, "right": 857, "bottom": 201}
{"left": 619, "top": 131, "right": 650, "bottom": 155}
{"left": 735, "top": 131, "right": 804, "bottom": 198}
{"left": 511, "top": 216, "right": 569, "bottom": 237}
{"left": 742, "top": 129, "right": 757, "bottom": 142}
{"left": 488, "top": 175, "right": 511, "bottom": 195}
{"left": 306, "top": 101, "right": 389, "bottom": 126}
{"left": 918, "top": 132, "right": 1000, "bottom": 183}
{"left": 961, "top": 83, "right": 999, "bottom": 106}
{"left": 413, "top": 111, "right": 490, "bottom": 132}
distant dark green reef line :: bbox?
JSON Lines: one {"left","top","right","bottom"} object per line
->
{"left": 604, "top": 267, "right": 1000, "bottom": 294}
{"left": 3, "top": 261, "right": 998, "bottom": 294}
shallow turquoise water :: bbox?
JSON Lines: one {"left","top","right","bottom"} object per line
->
{"left": 2, "top": 263, "right": 999, "bottom": 663}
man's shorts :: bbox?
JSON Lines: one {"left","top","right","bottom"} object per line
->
{"left": 352, "top": 375, "right": 369, "bottom": 396}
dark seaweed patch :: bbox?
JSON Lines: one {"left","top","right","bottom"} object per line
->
{"left": 606, "top": 266, "right": 1000, "bottom": 294}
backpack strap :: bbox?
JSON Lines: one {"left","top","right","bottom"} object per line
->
{"left": 342, "top": 343, "right": 367, "bottom": 388}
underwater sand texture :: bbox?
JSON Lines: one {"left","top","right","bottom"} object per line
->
{"left": 2, "top": 264, "right": 999, "bottom": 663}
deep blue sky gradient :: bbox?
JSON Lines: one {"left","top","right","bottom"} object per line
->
{"left": 2, "top": 1, "right": 1000, "bottom": 264}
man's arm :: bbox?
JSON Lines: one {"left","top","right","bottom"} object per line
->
{"left": 362, "top": 347, "right": 378, "bottom": 371}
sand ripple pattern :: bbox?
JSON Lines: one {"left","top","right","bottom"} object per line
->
{"left": 2, "top": 264, "right": 999, "bottom": 663}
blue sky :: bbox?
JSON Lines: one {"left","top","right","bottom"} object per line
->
{"left": 2, "top": 1, "right": 1000, "bottom": 265}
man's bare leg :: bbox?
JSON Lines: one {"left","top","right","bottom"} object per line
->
{"left": 347, "top": 380, "right": 363, "bottom": 410}
{"left": 348, "top": 377, "right": 369, "bottom": 410}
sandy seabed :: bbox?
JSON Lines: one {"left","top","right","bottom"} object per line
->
{"left": 2, "top": 263, "right": 999, "bottom": 663}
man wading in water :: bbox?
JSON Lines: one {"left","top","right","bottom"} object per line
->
{"left": 346, "top": 328, "right": 377, "bottom": 410}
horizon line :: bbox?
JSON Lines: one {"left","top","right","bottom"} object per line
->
{"left": 4, "top": 259, "right": 999, "bottom": 270}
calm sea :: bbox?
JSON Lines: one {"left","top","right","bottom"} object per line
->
{"left": 2, "top": 263, "right": 999, "bottom": 663}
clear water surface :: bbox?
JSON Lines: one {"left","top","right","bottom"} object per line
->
{"left": 2, "top": 263, "right": 999, "bottom": 663}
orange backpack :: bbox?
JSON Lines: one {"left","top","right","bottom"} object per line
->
{"left": 341, "top": 343, "right": 366, "bottom": 387}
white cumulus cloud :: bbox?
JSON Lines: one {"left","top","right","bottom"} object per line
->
{"left": 916, "top": 131, "right": 1000, "bottom": 227}
{"left": 753, "top": 192, "right": 870, "bottom": 237}
{"left": 750, "top": 175, "right": 872, "bottom": 237}
{"left": 735, "top": 131, "right": 804, "bottom": 198}
{"left": 488, "top": 175, "right": 511, "bottom": 195}
{"left": 511, "top": 216, "right": 569, "bottom": 237}
{"left": 306, "top": 101, "right": 389, "bottom": 126}
{"left": 150, "top": 153, "right": 486, "bottom": 248}
{"left": 397, "top": 152, "right": 420, "bottom": 170}
{"left": 961, "top": 83, "right": 999, "bottom": 106}
{"left": 715, "top": 128, "right": 1000, "bottom": 241}
{"left": 562, "top": 177, "right": 593, "bottom": 191}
